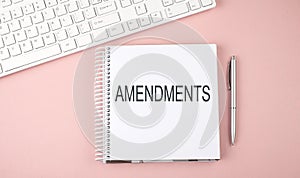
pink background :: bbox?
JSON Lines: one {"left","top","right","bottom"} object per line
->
{"left": 1, "top": 0, "right": 300, "bottom": 177}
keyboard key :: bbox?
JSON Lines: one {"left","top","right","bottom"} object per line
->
{"left": 139, "top": 16, "right": 151, "bottom": 27}
{"left": 8, "top": 44, "right": 22, "bottom": 56}
{"left": 22, "top": 4, "right": 35, "bottom": 15}
{"left": 83, "top": 7, "right": 96, "bottom": 19}
{"left": 45, "top": 0, "right": 58, "bottom": 7}
{"left": 55, "top": 4, "right": 67, "bottom": 16}
{"left": 91, "top": 0, "right": 102, "bottom": 5}
{"left": 78, "top": 22, "right": 91, "bottom": 33}
{"left": 32, "top": 12, "right": 44, "bottom": 24}
{"left": 17, "top": 44, "right": 61, "bottom": 66}
{"left": 20, "top": 41, "right": 33, "bottom": 52}
{"left": 1, "top": 0, "right": 12, "bottom": 7}
{"left": 76, "top": 34, "right": 92, "bottom": 47}
{"left": 133, "top": 0, "right": 143, "bottom": 3}
{"left": 0, "top": 38, "right": 4, "bottom": 48}
{"left": 49, "top": 19, "right": 62, "bottom": 31}
{"left": 8, "top": 20, "right": 21, "bottom": 31}
{"left": 20, "top": 16, "right": 33, "bottom": 28}
{"left": 79, "top": 0, "right": 90, "bottom": 8}
{"left": 3, "top": 34, "right": 16, "bottom": 46}
{"left": 43, "top": 9, "right": 56, "bottom": 20}
{"left": 66, "top": 1, "right": 79, "bottom": 12}
{"left": 0, "top": 48, "right": 10, "bottom": 60}
{"left": 67, "top": 26, "right": 79, "bottom": 37}
{"left": 44, "top": 33, "right": 56, "bottom": 45}
{"left": 92, "top": 30, "right": 108, "bottom": 42}
{"left": 12, "top": 0, "right": 23, "bottom": 3}
{"left": 38, "top": 44, "right": 61, "bottom": 58}
{"left": 200, "top": 0, "right": 212, "bottom": 7}
{"left": 188, "top": 0, "right": 201, "bottom": 10}
{"left": 0, "top": 24, "right": 10, "bottom": 35}
{"left": 150, "top": 12, "right": 163, "bottom": 23}
{"left": 165, "top": 3, "right": 189, "bottom": 18}
{"left": 61, "top": 15, "right": 73, "bottom": 27}
{"left": 0, "top": 11, "right": 12, "bottom": 23}
{"left": 127, "top": 19, "right": 139, "bottom": 30}
{"left": 58, "top": 0, "right": 69, "bottom": 3}
{"left": 162, "top": 0, "right": 173, "bottom": 7}
{"left": 11, "top": 7, "right": 23, "bottom": 19}
{"left": 56, "top": 29, "right": 68, "bottom": 41}
{"left": 25, "top": 27, "right": 39, "bottom": 38}
{"left": 73, "top": 11, "right": 85, "bottom": 23}
{"left": 120, "top": 0, "right": 131, "bottom": 8}
{"left": 135, "top": 4, "right": 147, "bottom": 15}
{"left": 15, "top": 30, "right": 27, "bottom": 42}
{"left": 37, "top": 23, "right": 50, "bottom": 34}
{"left": 91, "top": 13, "right": 121, "bottom": 30}
{"left": 95, "top": 1, "right": 117, "bottom": 16}
{"left": 61, "top": 39, "right": 77, "bottom": 52}
{"left": 108, "top": 24, "right": 124, "bottom": 37}
{"left": 32, "top": 37, "right": 45, "bottom": 49}
{"left": 33, "top": 1, "right": 46, "bottom": 11}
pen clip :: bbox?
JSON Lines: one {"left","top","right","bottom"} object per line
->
{"left": 227, "top": 60, "right": 231, "bottom": 91}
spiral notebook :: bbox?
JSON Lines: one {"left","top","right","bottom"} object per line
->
{"left": 94, "top": 44, "right": 220, "bottom": 163}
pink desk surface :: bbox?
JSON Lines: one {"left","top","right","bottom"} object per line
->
{"left": 1, "top": 0, "right": 300, "bottom": 177}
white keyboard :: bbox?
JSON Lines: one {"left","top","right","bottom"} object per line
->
{"left": 0, "top": 0, "right": 216, "bottom": 78}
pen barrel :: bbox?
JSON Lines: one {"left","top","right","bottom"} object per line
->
{"left": 231, "top": 108, "right": 236, "bottom": 144}
{"left": 230, "top": 58, "right": 236, "bottom": 107}
{"left": 230, "top": 56, "right": 237, "bottom": 145}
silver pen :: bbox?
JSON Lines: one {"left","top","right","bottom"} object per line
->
{"left": 229, "top": 56, "right": 237, "bottom": 145}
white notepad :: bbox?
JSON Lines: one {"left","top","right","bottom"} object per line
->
{"left": 94, "top": 44, "right": 220, "bottom": 163}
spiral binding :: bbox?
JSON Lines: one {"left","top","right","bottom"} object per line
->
{"left": 94, "top": 46, "right": 111, "bottom": 163}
